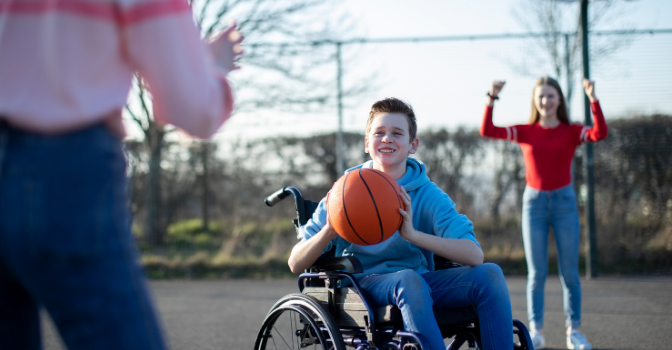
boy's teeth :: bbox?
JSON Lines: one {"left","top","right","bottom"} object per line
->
{"left": 380, "top": 149, "right": 394, "bottom": 153}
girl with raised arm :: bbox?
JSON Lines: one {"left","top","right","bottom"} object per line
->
{"left": 480, "top": 77, "right": 607, "bottom": 350}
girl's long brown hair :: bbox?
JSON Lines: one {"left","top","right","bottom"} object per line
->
{"left": 528, "top": 76, "right": 569, "bottom": 125}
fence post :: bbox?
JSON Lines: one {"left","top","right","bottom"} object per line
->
{"left": 336, "top": 42, "right": 345, "bottom": 177}
{"left": 565, "top": 33, "right": 572, "bottom": 121}
{"left": 581, "top": 0, "right": 598, "bottom": 279}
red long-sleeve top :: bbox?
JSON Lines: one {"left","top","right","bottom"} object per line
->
{"left": 480, "top": 101, "right": 608, "bottom": 191}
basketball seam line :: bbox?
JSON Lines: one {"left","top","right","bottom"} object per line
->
{"left": 342, "top": 171, "right": 370, "bottom": 245}
{"left": 359, "top": 169, "right": 384, "bottom": 243}
{"left": 370, "top": 170, "right": 404, "bottom": 230}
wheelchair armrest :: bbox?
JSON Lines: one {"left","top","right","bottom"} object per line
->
{"left": 311, "top": 256, "right": 363, "bottom": 274}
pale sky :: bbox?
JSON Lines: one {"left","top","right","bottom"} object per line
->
{"left": 132, "top": 0, "right": 672, "bottom": 142}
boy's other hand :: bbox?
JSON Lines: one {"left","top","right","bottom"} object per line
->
{"left": 398, "top": 188, "right": 419, "bottom": 241}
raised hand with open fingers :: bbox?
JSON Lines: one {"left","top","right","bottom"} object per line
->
{"left": 490, "top": 81, "right": 506, "bottom": 97}
{"left": 583, "top": 78, "right": 597, "bottom": 102}
{"left": 209, "top": 22, "right": 244, "bottom": 76}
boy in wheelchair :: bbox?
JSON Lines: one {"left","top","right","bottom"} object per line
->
{"left": 287, "top": 98, "right": 516, "bottom": 350}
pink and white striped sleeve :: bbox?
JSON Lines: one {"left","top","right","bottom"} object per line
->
{"left": 119, "top": 0, "right": 234, "bottom": 139}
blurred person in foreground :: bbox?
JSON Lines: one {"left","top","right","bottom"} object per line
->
{"left": 0, "top": 0, "right": 243, "bottom": 348}
{"left": 480, "top": 77, "right": 607, "bottom": 350}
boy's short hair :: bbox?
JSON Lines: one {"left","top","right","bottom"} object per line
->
{"left": 366, "top": 97, "right": 418, "bottom": 141}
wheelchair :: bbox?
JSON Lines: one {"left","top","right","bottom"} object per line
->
{"left": 255, "top": 186, "right": 533, "bottom": 350}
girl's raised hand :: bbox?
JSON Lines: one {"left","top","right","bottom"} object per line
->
{"left": 398, "top": 187, "right": 418, "bottom": 241}
{"left": 583, "top": 78, "right": 597, "bottom": 102}
{"left": 490, "top": 81, "right": 506, "bottom": 97}
{"left": 209, "top": 22, "right": 244, "bottom": 76}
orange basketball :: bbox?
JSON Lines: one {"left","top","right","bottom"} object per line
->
{"left": 327, "top": 168, "right": 405, "bottom": 245}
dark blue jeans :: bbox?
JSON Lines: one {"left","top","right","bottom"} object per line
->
{"left": 0, "top": 122, "right": 166, "bottom": 350}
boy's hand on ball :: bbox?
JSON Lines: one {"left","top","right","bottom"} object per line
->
{"left": 398, "top": 188, "right": 418, "bottom": 241}
{"left": 322, "top": 218, "right": 339, "bottom": 240}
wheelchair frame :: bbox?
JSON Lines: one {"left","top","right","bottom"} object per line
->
{"left": 255, "top": 186, "right": 533, "bottom": 350}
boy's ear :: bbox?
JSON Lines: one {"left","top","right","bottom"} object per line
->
{"left": 364, "top": 137, "right": 369, "bottom": 153}
{"left": 409, "top": 138, "right": 419, "bottom": 155}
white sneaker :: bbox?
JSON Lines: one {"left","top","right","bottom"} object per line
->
{"left": 567, "top": 329, "right": 592, "bottom": 350}
{"left": 530, "top": 330, "right": 545, "bottom": 349}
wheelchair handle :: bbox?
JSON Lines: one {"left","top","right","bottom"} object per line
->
{"left": 264, "top": 186, "right": 303, "bottom": 207}
{"left": 264, "top": 187, "right": 290, "bottom": 207}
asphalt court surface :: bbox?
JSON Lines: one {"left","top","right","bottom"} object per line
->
{"left": 42, "top": 275, "right": 672, "bottom": 349}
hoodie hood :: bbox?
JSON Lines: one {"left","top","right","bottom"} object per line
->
{"left": 345, "top": 158, "right": 430, "bottom": 192}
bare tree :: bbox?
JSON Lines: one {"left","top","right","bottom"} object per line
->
{"left": 483, "top": 141, "right": 525, "bottom": 227}
{"left": 196, "top": 0, "right": 356, "bottom": 113}
{"left": 416, "top": 128, "right": 486, "bottom": 216}
{"left": 125, "top": 77, "right": 170, "bottom": 245}
{"left": 587, "top": 114, "right": 672, "bottom": 267}
{"left": 509, "top": 0, "right": 636, "bottom": 110}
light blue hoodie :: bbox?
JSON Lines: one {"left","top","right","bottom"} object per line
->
{"left": 299, "top": 158, "right": 480, "bottom": 279}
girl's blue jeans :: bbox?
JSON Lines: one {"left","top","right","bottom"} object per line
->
{"left": 0, "top": 122, "right": 166, "bottom": 350}
{"left": 358, "top": 263, "right": 513, "bottom": 350}
{"left": 522, "top": 185, "right": 582, "bottom": 330}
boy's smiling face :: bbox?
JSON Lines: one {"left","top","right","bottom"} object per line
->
{"left": 365, "top": 113, "right": 419, "bottom": 170}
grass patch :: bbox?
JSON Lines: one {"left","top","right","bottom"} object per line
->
{"left": 142, "top": 254, "right": 295, "bottom": 279}
{"left": 139, "top": 217, "right": 672, "bottom": 279}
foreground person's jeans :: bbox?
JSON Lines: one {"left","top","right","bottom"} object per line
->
{"left": 522, "top": 184, "right": 582, "bottom": 331}
{"left": 358, "top": 263, "right": 513, "bottom": 350}
{"left": 0, "top": 122, "right": 166, "bottom": 350}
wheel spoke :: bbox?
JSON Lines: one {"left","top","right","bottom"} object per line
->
{"left": 272, "top": 321, "right": 292, "bottom": 349}
{"left": 291, "top": 310, "right": 298, "bottom": 350}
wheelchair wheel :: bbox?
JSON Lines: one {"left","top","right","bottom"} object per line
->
{"left": 513, "top": 319, "right": 533, "bottom": 350}
{"left": 255, "top": 293, "right": 345, "bottom": 350}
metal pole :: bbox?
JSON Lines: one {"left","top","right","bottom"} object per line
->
{"left": 566, "top": 33, "right": 577, "bottom": 191}
{"left": 336, "top": 42, "right": 344, "bottom": 177}
{"left": 565, "top": 33, "right": 572, "bottom": 121}
{"left": 201, "top": 141, "right": 210, "bottom": 233}
{"left": 247, "top": 28, "right": 672, "bottom": 50}
{"left": 580, "top": 0, "right": 598, "bottom": 279}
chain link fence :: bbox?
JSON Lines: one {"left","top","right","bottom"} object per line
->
{"left": 128, "top": 30, "right": 672, "bottom": 277}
